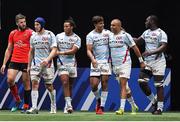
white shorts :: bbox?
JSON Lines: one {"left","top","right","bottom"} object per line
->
{"left": 113, "top": 62, "right": 131, "bottom": 79}
{"left": 30, "top": 65, "right": 55, "bottom": 84}
{"left": 145, "top": 58, "right": 166, "bottom": 76}
{"left": 57, "top": 64, "right": 77, "bottom": 78}
{"left": 90, "top": 62, "right": 111, "bottom": 76}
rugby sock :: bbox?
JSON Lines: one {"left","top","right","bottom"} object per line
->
{"left": 10, "top": 84, "right": 21, "bottom": 102}
{"left": 120, "top": 99, "right": 126, "bottom": 110}
{"left": 101, "top": 91, "right": 108, "bottom": 107}
{"left": 24, "top": 90, "right": 31, "bottom": 106}
{"left": 31, "top": 90, "right": 38, "bottom": 109}
{"left": 127, "top": 96, "right": 136, "bottom": 107}
{"left": 157, "top": 101, "right": 164, "bottom": 111}
{"left": 93, "top": 89, "right": 100, "bottom": 100}
{"left": 65, "top": 97, "right": 72, "bottom": 107}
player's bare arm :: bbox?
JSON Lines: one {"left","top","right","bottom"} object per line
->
{"left": 142, "top": 42, "right": 167, "bottom": 57}
{"left": 41, "top": 47, "right": 57, "bottom": 66}
{"left": 87, "top": 44, "right": 97, "bottom": 68}
{"left": 133, "top": 37, "right": 144, "bottom": 46}
{"left": 0, "top": 43, "right": 13, "bottom": 74}
{"left": 57, "top": 45, "right": 78, "bottom": 55}
{"left": 27, "top": 47, "right": 34, "bottom": 73}
{"left": 132, "top": 45, "right": 146, "bottom": 69}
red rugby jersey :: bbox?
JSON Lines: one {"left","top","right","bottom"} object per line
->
{"left": 8, "top": 28, "right": 33, "bottom": 63}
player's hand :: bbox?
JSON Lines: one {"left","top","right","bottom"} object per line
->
{"left": 142, "top": 51, "right": 152, "bottom": 57}
{"left": 41, "top": 59, "right": 49, "bottom": 67}
{"left": 0, "top": 64, "right": 6, "bottom": 74}
{"left": 92, "top": 59, "right": 98, "bottom": 68}
{"left": 27, "top": 66, "right": 31, "bottom": 74}
{"left": 140, "top": 62, "right": 146, "bottom": 69}
{"left": 155, "top": 53, "right": 162, "bottom": 60}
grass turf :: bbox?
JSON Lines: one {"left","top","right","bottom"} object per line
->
{"left": 0, "top": 110, "right": 180, "bottom": 121}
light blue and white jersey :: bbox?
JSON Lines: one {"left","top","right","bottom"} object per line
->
{"left": 109, "top": 30, "right": 135, "bottom": 66}
{"left": 86, "top": 29, "right": 111, "bottom": 63}
{"left": 141, "top": 28, "right": 168, "bottom": 61}
{"left": 56, "top": 32, "right": 81, "bottom": 65}
{"left": 30, "top": 30, "right": 57, "bottom": 66}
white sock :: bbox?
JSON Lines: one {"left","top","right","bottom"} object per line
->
{"left": 100, "top": 91, "right": 108, "bottom": 107}
{"left": 127, "top": 96, "right": 136, "bottom": 107}
{"left": 157, "top": 102, "right": 164, "bottom": 111}
{"left": 48, "top": 89, "right": 56, "bottom": 108}
{"left": 93, "top": 89, "right": 100, "bottom": 100}
{"left": 31, "top": 90, "right": 38, "bottom": 109}
{"left": 65, "top": 97, "right": 72, "bottom": 107}
{"left": 120, "top": 99, "right": 126, "bottom": 110}
{"left": 147, "top": 93, "right": 156, "bottom": 104}
{"left": 64, "top": 102, "right": 67, "bottom": 108}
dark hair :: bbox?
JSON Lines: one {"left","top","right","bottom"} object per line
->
{"left": 150, "top": 15, "right": 159, "bottom": 26}
{"left": 64, "top": 17, "right": 76, "bottom": 28}
{"left": 15, "top": 13, "right": 26, "bottom": 23}
{"left": 92, "top": 15, "right": 104, "bottom": 24}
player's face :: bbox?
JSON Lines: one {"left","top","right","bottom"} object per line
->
{"left": 64, "top": 22, "right": 73, "bottom": 35}
{"left": 111, "top": 21, "right": 118, "bottom": 33}
{"left": 34, "top": 22, "right": 41, "bottom": 32}
{"left": 95, "top": 21, "right": 104, "bottom": 32}
{"left": 17, "top": 18, "right": 26, "bottom": 30}
{"left": 145, "top": 16, "right": 151, "bottom": 29}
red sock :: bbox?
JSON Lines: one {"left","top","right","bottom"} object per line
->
{"left": 10, "top": 85, "right": 21, "bottom": 102}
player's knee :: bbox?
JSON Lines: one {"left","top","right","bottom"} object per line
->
{"left": 138, "top": 77, "right": 149, "bottom": 83}
{"left": 101, "top": 81, "right": 108, "bottom": 91}
{"left": 7, "top": 79, "right": 14, "bottom": 86}
{"left": 31, "top": 80, "right": 39, "bottom": 90}
{"left": 154, "top": 80, "right": 164, "bottom": 87}
{"left": 24, "top": 84, "right": 31, "bottom": 90}
{"left": 126, "top": 87, "right": 131, "bottom": 94}
{"left": 154, "top": 75, "right": 164, "bottom": 88}
{"left": 61, "top": 80, "right": 68, "bottom": 86}
{"left": 45, "top": 84, "right": 53, "bottom": 91}
{"left": 23, "top": 80, "right": 31, "bottom": 89}
{"left": 60, "top": 75, "right": 69, "bottom": 82}
{"left": 7, "top": 75, "right": 15, "bottom": 85}
{"left": 138, "top": 70, "right": 150, "bottom": 82}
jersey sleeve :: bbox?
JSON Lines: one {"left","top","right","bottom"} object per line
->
{"left": 86, "top": 33, "right": 93, "bottom": 45}
{"left": 8, "top": 30, "right": 17, "bottom": 44}
{"left": 160, "top": 30, "right": 168, "bottom": 43}
{"left": 50, "top": 32, "right": 57, "bottom": 48}
{"left": 125, "top": 33, "right": 135, "bottom": 47}
{"left": 74, "top": 36, "right": 81, "bottom": 49}
{"left": 140, "top": 30, "right": 147, "bottom": 40}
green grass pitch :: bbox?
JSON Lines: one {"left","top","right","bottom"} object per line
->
{"left": 0, "top": 110, "right": 180, "bottom": 121}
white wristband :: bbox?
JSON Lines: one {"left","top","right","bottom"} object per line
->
{"left": 138, "top": 57, "right": 144, "bottom": 63}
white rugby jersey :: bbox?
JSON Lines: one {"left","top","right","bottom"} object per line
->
{"left": 86, "top": 29, "right": 111, "bottom": 63}
{"left": 109, "top": 30, "right": 135, "bottom": 66}
{"left": 30, "top": 30, "right": 57, "bottom": 66}
{"left": 141, "top": 28, "right": 168, "bottom": 61}
{"left": 56, "top": 32, "right": 81, "bottom": 65}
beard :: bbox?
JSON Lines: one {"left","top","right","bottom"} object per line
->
{"left": 18, "top": 25, "right": 26, "bottom": 31}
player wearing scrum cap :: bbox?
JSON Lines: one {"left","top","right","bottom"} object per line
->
{"left": 26, "top": 17, "right": 57, "bottom": 114}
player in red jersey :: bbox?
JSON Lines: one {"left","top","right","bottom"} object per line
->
{"left": 0, "top": 13, "right": 33, "bottom": 113}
